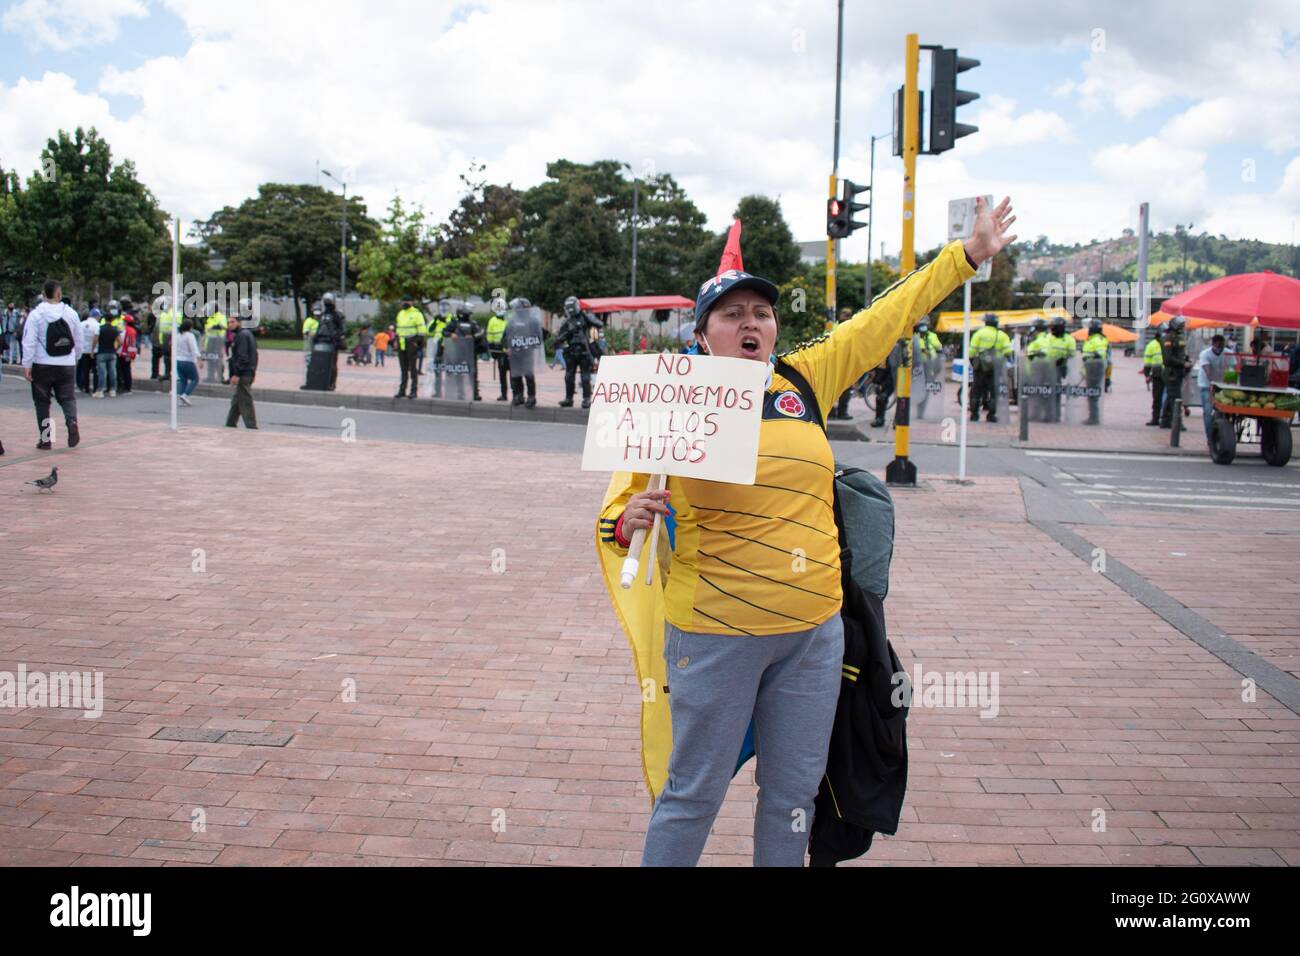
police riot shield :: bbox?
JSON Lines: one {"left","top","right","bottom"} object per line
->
{"left": 439, "top": 327, "right": 476, "bottom": 400}
{"left": 1076, "top": 352, "right": 1107, "bottom": 425}
{"left": 420, "top": 334, "right": 441, "bottom": 398}
{"left": 305, "top": 341, "right": 335, "bottom": 390}
{"left": 913, "top": 337, "right": 947, "bottom": 422}
{"left": 1059, "top": 353, "right": 1091, "bottom": 424}
{"left": 506, "top": 306, "right": 545, "bottom": 378}
{"left": 1023, "top": 353, "right": 1054, "bottom": 423}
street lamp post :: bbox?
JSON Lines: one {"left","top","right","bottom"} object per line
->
{"left": 321, "top": 168, "right": 349, "bottom": 313}
{"left": 864, "top": 130, "right": 889, "bottom": 305}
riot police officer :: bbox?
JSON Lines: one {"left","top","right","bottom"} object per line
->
{"left": 1080, "top": 318, "right": 1109, "bottom": 426}
{"left": 969, "top": 314, "right": 1012, "bottom": 422}
{"left": 1143, "top": 330, "right": 1164, "bottom": 426}
{"left": 485, "top": 298, "right": 510, "bottom": 401}
{"left": 1045, "top": 316, "right": 1075, "bottom": 422}
{"left": 315, "top": 292, "right": 347, "bottom": 391}
{"left": 1159, "top": 316, "right": 1191, "bottom": 431}
{"left": 554, "top": 296, "right": 602, "bottom": 408}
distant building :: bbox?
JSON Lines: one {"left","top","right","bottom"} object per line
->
{"left": 798, "top": 240, "right": 847, "bottom": 265}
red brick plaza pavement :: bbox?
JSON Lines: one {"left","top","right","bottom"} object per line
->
{"left": 0, "top": 396, "right": 1297, "bottom": 867}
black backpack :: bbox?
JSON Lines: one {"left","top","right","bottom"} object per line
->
{"left": 45, "top": 312, "right": 75, "bottom": 357}
{"left": 773, "top": 358, "right": 910, "bottom": 866}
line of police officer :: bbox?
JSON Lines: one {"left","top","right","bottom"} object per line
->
{"left": 1020, "top": 314, "right": 1109, "bottom": 425}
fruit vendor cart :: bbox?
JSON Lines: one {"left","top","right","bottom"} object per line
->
{"left": 1151, "top": 270, "right": 1300, "bottom": 466}
{"left": 1208, "top": 354, "right": 1298, "bottom": 466}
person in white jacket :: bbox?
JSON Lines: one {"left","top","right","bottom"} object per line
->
{"left": 22, "top": 279, "right": 84, "bottom": 450}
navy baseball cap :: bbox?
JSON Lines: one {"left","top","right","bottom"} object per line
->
{"left": 694, "top": 269, "right": 780, "bottom": 329}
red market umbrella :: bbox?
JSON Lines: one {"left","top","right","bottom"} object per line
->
{"left": 1160, "top": 271, "right": 1300, "bottom": 329}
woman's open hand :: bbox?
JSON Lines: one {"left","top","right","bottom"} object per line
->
{"left": 963, "top": 196, "right": 1017, "bottom": 266}
{"left": 621, "top": 490, "right": 671, "bottom": 536}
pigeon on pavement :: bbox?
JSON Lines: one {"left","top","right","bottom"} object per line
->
{"left": 26, "top": 467, "right": 58, "bottom": 491}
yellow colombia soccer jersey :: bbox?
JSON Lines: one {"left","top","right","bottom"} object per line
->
{"left": 599, "top": 240, "right": 975, "bottom": 636}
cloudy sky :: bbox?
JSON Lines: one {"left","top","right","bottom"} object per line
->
{"left": 1, "top": 0, "right": 1298, "bottom": 262}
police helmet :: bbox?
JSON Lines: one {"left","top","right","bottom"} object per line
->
{"left": 1169, "top": 315, "right": 1186, "bottom": 333}
{"left": 563, "top": 296, "right": 580, "bottom": 316}
{"left": 108, "top": 299, "right": 121, "bottom": 317}
{"left": 455, "top": 303, "right": 472, "bottom": 320}
{"left": 916, "top": 319, "right": 930, "bottom": 334}
{"left": 1032, "top": 317, "right": 1047, "bottom": 333}
{"left": 1088, "top": 319, "right": 1103, "bottom": 335}
{"left": 1050, "top": 316, "right": 1066, "bottom": 335}
{"left": 983, "top": 313, "right": 999, "bottom": 327}
{"left": 322, "top": 291, "right": 336, "bottom": 308}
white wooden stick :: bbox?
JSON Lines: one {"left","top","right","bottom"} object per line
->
{"left": 643, "top": 473, "right": 669, "bottom": 585}
{"left": 619, "top": 473, "right": 666, "bottom": 589}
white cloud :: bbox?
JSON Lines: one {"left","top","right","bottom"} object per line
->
{"left": 0, "top": 0, "right": 1297, "bottom": 263}
{"left": 959, "top": 95, "right": 1073, "bottom": 156}
{"left": 2, "top": 0, "right": 146, "bottom": 52}
{"left": 1091, "top": 137, "right": 1209, "bottom": 225}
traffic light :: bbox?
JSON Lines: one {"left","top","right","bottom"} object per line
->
{"left": 827, "top": 180, "right": 869, "bottom": 239}
{"left": 840, "top": 179, "right": 869, "bottom": 235}
{"left": 928, "top": 47, "right": 979, "bottom": 154}
{"left": 891, "top": 89, "right": 925, "bottom": 157}
{"left": 826, "top": 196, "right": 844, "bottom": 238}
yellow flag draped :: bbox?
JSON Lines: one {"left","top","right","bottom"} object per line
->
{"left": 595, "top": 472, "right": 672, "bottom": 805}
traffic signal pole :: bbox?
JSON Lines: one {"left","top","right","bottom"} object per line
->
{"left": 886, "top": 33, "right": 921, "bottom": 486}
{"left": 826, "top": 0, "right": 844, "bottom": 330}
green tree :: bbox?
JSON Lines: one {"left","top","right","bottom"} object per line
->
{"left": 693, "top": 195, "right": 801, "bottom": 290}
{"left": 499, "top": 159, "right": 710, "bottom": 303}
{"left": 197, "top": 183, "right": 378, "bottom": 325}
{"left": 354, "top": 194, "right": 513, "bottom": 307}
{"left": 0, "top": 127, "right": 168, "bottom": 305}
{"left": 512, "top": 184, "right": 623, "bottom": 310}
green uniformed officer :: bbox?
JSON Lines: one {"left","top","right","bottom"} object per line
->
{"left": 1142, "top": 332, "right": 1164, "bottom": 426}
{"left": 485, "top": 299, "right": 509, "bottom": 401}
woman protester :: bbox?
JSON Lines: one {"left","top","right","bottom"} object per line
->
{"left": 598, "top": 196, "right": 1016, "bottom": 867}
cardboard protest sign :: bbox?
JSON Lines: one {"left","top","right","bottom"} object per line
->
{"left": 581, "top": 353, "right": 767, "bottom": 484}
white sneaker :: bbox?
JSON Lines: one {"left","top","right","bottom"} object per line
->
{"left": 179, "top": 394, "right": 192, "bottom": 406}
{"left": 92, "top": 391, "right": 103, "bottom": 398}
{"left": 108, "top": 389, "right": 117, "bottom": 397}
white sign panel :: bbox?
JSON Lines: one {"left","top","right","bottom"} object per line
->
{"left": 949, "top": 194, "right": 993, "bottom": 283}
{"left": 581, "top": 353, "right": 767, "bottom": 484}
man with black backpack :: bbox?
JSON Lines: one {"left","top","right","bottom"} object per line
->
{"left": 21, "top": 279, "right": 84, "bottom": 450}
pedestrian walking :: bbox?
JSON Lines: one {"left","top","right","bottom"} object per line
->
{"left": 174, "top": 318, "right": 202, "bottom": 405}
{"left": 224, "top": 302, "right": 259, "bottom": 429}
{"left": 22, "top": 279, "right": 84, "bottom": 450}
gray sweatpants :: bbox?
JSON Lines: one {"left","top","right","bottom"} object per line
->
{"left": 641, "top": 614, "right": 843, "bottom": 867}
